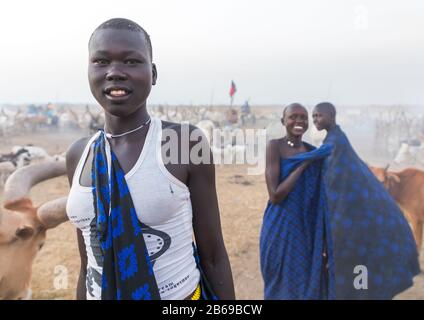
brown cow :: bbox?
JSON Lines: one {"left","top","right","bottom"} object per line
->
{"left": 0, "top": 160, "right": 68, "bottom": 299}
{"left": 370, "top": 165, "right": 424, "bottom": 253}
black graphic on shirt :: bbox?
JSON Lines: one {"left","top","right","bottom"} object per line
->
{"left": 141, "top": 223, "right": 172, "bottom": 266}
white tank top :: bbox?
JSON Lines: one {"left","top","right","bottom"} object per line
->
{"left": 66, "top": 117, "right": 200, "bottom": 300}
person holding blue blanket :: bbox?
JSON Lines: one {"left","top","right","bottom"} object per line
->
{"left": 260, "top": 103, "right": 336, "bottom": 299}
{"left": 312, "top": 102, "right": 420, "bottom": 299}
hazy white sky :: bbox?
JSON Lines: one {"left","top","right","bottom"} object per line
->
{"left": 1, "top": 0, "right": 423, "bottom": 106}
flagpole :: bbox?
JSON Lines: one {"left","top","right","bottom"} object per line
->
{"left": 210, "top": 89, "right": 214, "bottom": 107}
{"left": 229, "top": 80, "right": 236, "bottom": 108}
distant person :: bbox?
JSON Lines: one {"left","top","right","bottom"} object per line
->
{"left": 312, "top": 102, "right": 420, "bottom": 299}
{"left": 66, "top": 18, "right": 234, "bottom": 300}
{"left": 27, "top": 104, "right": 38, "bottom": 116}
{"left": 240, "top": 100, "right": 251, "bottom": 126}
{"left": 44, "top": 104, "right": 56, "bottom": 121}
{"left": 260, "top": 103, "right": 335, "bottom": 299}
{"left": 241, "top": 100, "right": 250, "bottom": 114}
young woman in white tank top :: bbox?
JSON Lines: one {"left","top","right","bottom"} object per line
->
{"left": 68, "top": 117, "right": 201, "bottom": 299}
{"left": 65, "top": 18, "right": 234, "bottom": 300}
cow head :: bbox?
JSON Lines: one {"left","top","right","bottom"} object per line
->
{"left": 369, "top": 164, "right": 401, "bottom": 190}
{"left": 0, "top": 160, "right": 68, "bottom": 300}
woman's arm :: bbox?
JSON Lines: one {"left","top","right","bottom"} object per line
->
{"left": 188, "top": 129, "right": 235, "bottom": 300}
{"left": 265, "top": 140, "right": 311, "bottom": 204}
{"left": 76, "top": 229, "right": 87, "bottom": 300}
{"left": 66, "top": 138, "right": 89, "bottom": 300}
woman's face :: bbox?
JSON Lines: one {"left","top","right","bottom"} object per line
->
{"left": 88, "top": 28, "right": 157, "bottom": 118}
{"left": 282, "top": 105, "right": 309, "bottom": 137}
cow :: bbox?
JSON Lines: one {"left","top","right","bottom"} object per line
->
{"left": 0, "top": 160, "right": 69, "bottom": 299}
{"left": 0, "top": 148, "right": 33, "bottom": 187}
{"left": 370, "top": 165, "right": 424, "bottom": 253}
{"left": 0, "top": 148, "right": 32, "bottom": 168}
{"left": 11, "top": 145, "right": 64, "bottom": 165}
{"left": 84, "top": 105, "right": 105, "bottom": 134}
{"left": 11, "top": 146, "right": 50, "bottom": 164}
{"left": 308, "top": 124, "right": 327, "bottom": 147}
{"left": 0, "top": 146, "right": 64, "bottom": 187}
{"left": 393, "top": 141, "right": 424, "bottom": 166}
{"left": 58, "top": 109, "right": 81, "bottom": 130}
{"left": 196, "top": 120, "right": 215, "bottom": 146}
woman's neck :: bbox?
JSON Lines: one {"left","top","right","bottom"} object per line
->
{"left": 285, "top": 134, "right": 303, "bottom": 148}
{"left": 326, "top": 123, "right": 338, "bottom": 132}
{"left": 104, "top": 108, "right": 150, "bottom": 136}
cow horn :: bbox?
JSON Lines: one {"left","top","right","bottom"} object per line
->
{"left": 384, "top": 164, "right": 390, "bottom": 172}
{"left": 37, "top": 196, "right": 69, "bottom": 229}
{"left": 3, "top": 160, "right": 66, "bottom": 214}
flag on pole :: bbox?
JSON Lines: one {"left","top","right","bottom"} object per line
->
{"left": 229, "top": 80, "right": 237, "bottom": 98}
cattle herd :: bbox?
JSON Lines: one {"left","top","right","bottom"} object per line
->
{"left": 0, "top": 103, "right": 423, "bottom": 299}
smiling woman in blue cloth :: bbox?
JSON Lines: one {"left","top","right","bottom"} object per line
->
{"left": 313, "top": 102, "right": 420, "bottom": 299}
{"left": 260, "top": 103, "right": 335, "bottom": 300}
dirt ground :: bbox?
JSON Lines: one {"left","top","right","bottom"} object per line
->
{"left": 1, "top": 131, "right": 423, "bottom": 300}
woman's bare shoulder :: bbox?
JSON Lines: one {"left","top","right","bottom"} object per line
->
{"left": 66, "top": 137, "right": 91, "bottom": 183}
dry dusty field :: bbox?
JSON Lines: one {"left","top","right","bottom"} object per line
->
{"left": 0, "top": 131, "right": 423, "bottom": 300}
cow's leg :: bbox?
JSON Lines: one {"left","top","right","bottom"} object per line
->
{"left": 415, "top": 220, "right": 423, "bottom": 254}
{"left": 411, "top": 218, "right": 423, "bottom": 254}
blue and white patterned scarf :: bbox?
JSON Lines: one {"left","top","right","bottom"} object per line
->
{"left": 92, "top": 132, "right": 161, "bottom": 300}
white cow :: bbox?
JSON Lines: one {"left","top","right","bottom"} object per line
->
{"left": 394, "top": 142, "right": 424, "bottom": 165}
{"left": 308, "top": 125, "right": 327, "bottom": 147}
{"left": 203, "top": 110, "right": 226, "bottom": 125}
{"left": 196, "top": 120, "right": 215, "bottom": 146}
{"left": 0, "top": 146, "right": 63, "bottom": 186}
{"left": 11, "top": 146, "right": 52, "bottom": 165}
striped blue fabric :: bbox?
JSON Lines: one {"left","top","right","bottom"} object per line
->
{"left": 260, "top": 144, "right": 335, "bottom": 299}
{"left": 92, "top": 132, "right": 161, "bottom": 300}
{"left": 324, "top": 125, "right": 420, "bottom": 299}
